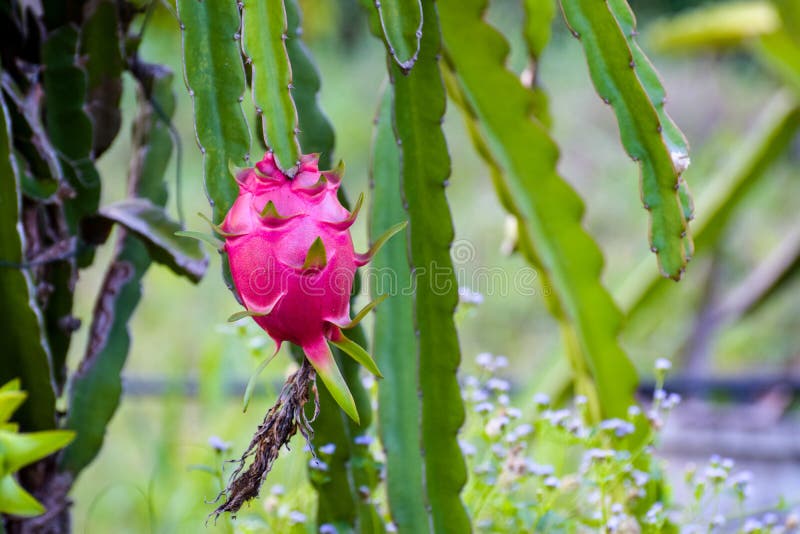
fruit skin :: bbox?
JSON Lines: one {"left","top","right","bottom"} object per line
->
{"left": 220, "top": 152, "right": 375, "bottom": 422}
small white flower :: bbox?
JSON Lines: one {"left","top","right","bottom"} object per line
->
{"left": 361, "top": 374, "right": 375, "bottom": 390}
{"left": 497, "top": 394, "right": 510, "bottom": 406}
{"left": 763, "top": 513, "right": 777, "bottom": 526}
{"left": 271, "top": 484, "right": 285, "bottom": 496}
{"left": 476, "top": 352, "right": 494, "bottom": 369}
{"left": 507, "top": 407, "right": 522, "bottom": 419}
{"left": 545, "top": 409, "right": 571, "bottom": 426}
{"left": 463, "top": 375, "right": 480, "bottom": 388}
{"left": 485, "top": 415, "right": 510, "bottom": 437}
{"left": 471, "top": 389, "right": 489, "bottom": 403}
{"left": 533, "top": 393, "right": 550, "bottom": 406}
{"left": 655, "top": 358, "right": 672, "bottom": 372}
{"left": 526, "top": 461, "right": 554, "bottom": 477}
{"left": 208, "top": 435, "right": 232, "bottom": 453}
{"left": 664, "top": 392, "right": 682, "bottom": 409}
{"left": 729, "top": 470, "right": 752, "bottom": 490}
{"left": 319, "top": 524, "right": 337, "bottom": 534}
{"left": 632, "top": 470, "right": 649, "bottom": 487}
{"left": 288, "top": 511, "right": 307, "bottom": 524}
{"left": 459, "top": 440, "right": 477, "bottom": 456}
{"left": 385, "top": 522, "right": 398, "bottom": 533}
{"left": 514, "top": 423, "right": 533, "bottom": 438}
{"left": 743, "top": 519, "right": 763, "bottom": 533}
{"left": 491, "top": 443, "right": 507, "bottom": 458}
{"left": 493, "top": 355, "right": 509, "bottom": 368}
{"left": 574, "top": 395, "right": 587, "bottom": 406}
{"left": 474, "top": 401, "right": 494, "bottom": 414}
{"left": 627, "top": 405, "right": 642, "bottom": 417}
{"left": 597, "top": 419, "right": 634, "bottom": 437}
{"left": 586, "top": 448, "right": 615, "bottom": 462}
{"left": 711, "top": 514, "right": 725, "bottom": 528}
{"left": 458, "top": 287, "right": 484, "bottom": 305}
{"left": 704, "top": 466, "right": 727, "bottom": 482}
{"left": 645, "top": 502, "right": 663, "bottom": 524}
{"left": 487, "top": 378, "right": 511, "bottom": 392}
{"left": 248, "top": 336, "right": 267, "bottom": 350}
{"left": 309, "top": 459, "right": 329, "bottom": 472}
{"left": 319, "top": 443, "right": 336, "bottom": 455}
{"left": 721, "top": 457, "right": 734, "bottom": 470}
{"left": 354, "top": 434, "right": 374, "bottom": 446}
{"left": 653, "top": 389, "right": 667, "bottom": 401}
{"left": 611, "top": 503, "right": 623, "bottom": 515}
{"left": 543, "top": 475, "right": 560, "bottom": 488}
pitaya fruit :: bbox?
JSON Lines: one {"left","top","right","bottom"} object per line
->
{"left": 216, "top": 152, "right": 404, "bottom": 423}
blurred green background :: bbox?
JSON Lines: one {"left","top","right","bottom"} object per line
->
{"left": 65, "top": 0, "right": 799, "bottom": 531}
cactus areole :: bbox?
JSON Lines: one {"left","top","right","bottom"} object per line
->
{"left": 220, "top": 153, "right": 402, "bottom": 423}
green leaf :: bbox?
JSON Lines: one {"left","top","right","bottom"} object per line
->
{"left": 0, "top": 391, "right": 27, "bottom": 425}
{"left": 303, "top": 339, "right": 359, "bottom": 424}
{"left": 89, "top": 199, "right": 208, "bottom": 283}
{"left": 439, "top": 0, "right": 638, "bottom": 419}
{"left": 242, "top": 0, "right": 301, "bottom": 171}
{"left": 374, "top": 0, "right": 423, "bottom": 72}
{"left": 620, "top": 92, "right": 800, "bottom": 315}
{"left": 79, "top": 0, "right": 124, "bottom": 156}
{"left": 60, "top": 72, "right": 180, "bottom": 474}
{"left": 648, "top": 1, "right": 779, "bottom": 52}
{"left": 242, "top": 345, "right": 280, "bottom": 412}
{"left": 758, "top": 28, "right": 800, "bottom": 95}
{"left": 0, "top": 430, "right": 74, "bottom": 474}
{"left": 0, "top": 88, "right": 55, "bottom": 432}
{"left": 329, "top": 330, "right": 382, "bottom": 379}
{"left": 42, "top": 25, "right": 101, "bottom": 234}
{"left": 0, "top": 475, "right": 45, "bottom": 517}
{"left": 177, "top": 0, "right": 251, "bottom": 224}
{"left": 607, "top": 0, "right": 695, "bottom": 243}
{"left": 521, "top": 0, "right": 556, "bottom": 125}
{"left": 369, "top": 89, "right": 429, "bottom": 533}
{"left": 0, "top": 76, "right": 63, "bottom": 192}
{"left": 522, "top": 0, "right": 556, "bottom": 62}
{"left": 0, "top": 380, "right": 21, "bottom": 394}
{"left": 560, "top": 0, "right": 690, "bottom": 279}
{"left": 390, "top": 2, "right": 470, "bottom": 530}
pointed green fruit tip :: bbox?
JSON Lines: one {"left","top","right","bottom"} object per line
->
{"left": 356, "top": 220, "right": 408, "bottom": 266}
{"left": 175, "top": 230, "right": 224, "bottom": 250}
{"left": 227, "top": 309, "right": 267, "bottom": 323}
{"left": 323, "top": 159, "right": 345, "bottom": 181}
{"left": 303, "top": 237, "right": 327, "bottom": 270}
{"left": 260, "top": 201, "right": 283, "bottom": 220}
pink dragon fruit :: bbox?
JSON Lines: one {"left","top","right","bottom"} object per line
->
{"left": 218, "top": 152, "right": 403, "bottom": 422}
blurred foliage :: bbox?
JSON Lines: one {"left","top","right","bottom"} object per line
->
{"left": 1, "top": 0, "right": 798, "bottom": 531}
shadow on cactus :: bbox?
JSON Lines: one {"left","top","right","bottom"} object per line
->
{"left": 187, "top": 152, "right": 404, "bottom": 514}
